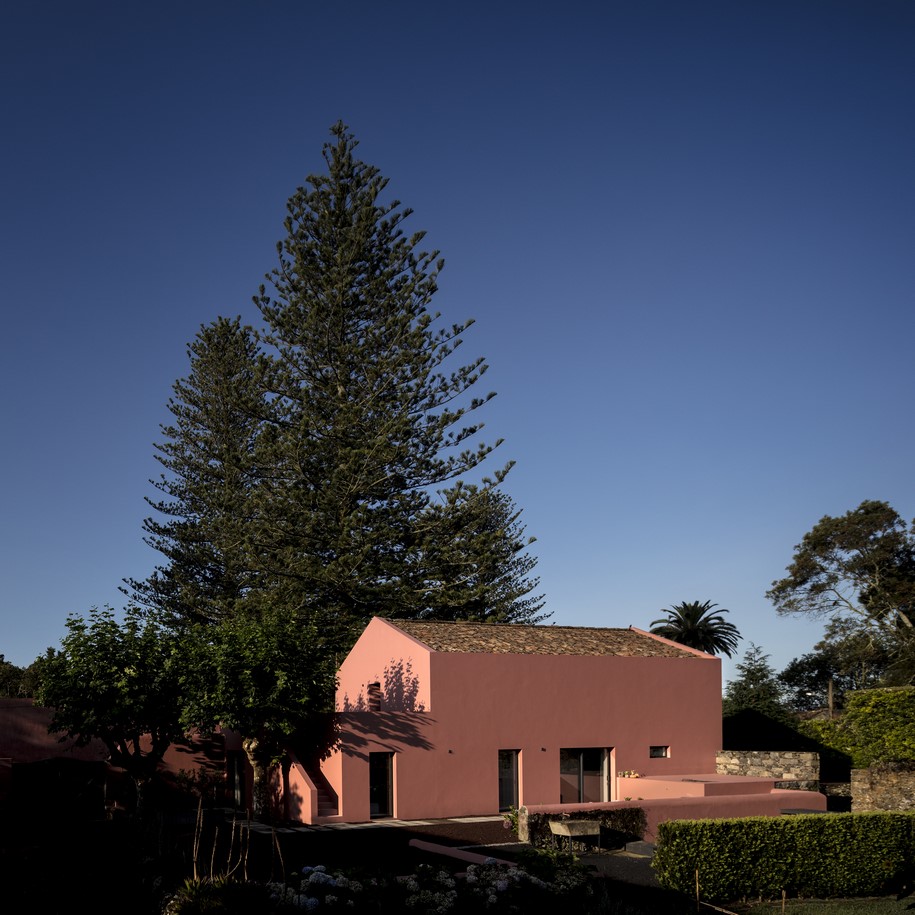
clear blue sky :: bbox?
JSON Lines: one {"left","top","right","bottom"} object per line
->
{"left": 2, "top": 1, "right": 913, "bottom": 689}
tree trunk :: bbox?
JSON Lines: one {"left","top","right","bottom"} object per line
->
{"left": 242, "top": 736, "right": 271, "bottom": 821}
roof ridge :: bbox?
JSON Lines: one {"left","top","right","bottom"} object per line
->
{"left": 382, "top": 618, "right": 703, "bottom": 659}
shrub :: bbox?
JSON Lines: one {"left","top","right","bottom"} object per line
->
{"left": 801, "top": 687, "right": 915, "bottom": 768}
{"left": 652, "top": 811, "right": 915, "bottom": 903}
{"left": 161, "top": 854, "right": 598, "bottom": 914}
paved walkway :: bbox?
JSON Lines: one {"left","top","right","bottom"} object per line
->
{"left": 235, "top": 812, "right": 660, "bottom": 886}
{"left": 234, "top": 812, "right": 507, "bottom": 834}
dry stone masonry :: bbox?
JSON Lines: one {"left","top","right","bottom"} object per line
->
{"left": 716, "top": 750, "right": 820, "bottom": 792}
{"left": 851, "top": 766, "right": 915, "bottom": 812}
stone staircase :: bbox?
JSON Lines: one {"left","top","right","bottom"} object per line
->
{"left": 306, "top": 764, "right": 339, "bottom": 818}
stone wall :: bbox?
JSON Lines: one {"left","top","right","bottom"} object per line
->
{"left": 851, "top": 766, "right": 915, "bottom": 812}
{"left": 717, "top": 750, "right": 820, "bottom": 791}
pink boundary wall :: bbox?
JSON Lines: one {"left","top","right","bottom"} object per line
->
{"left": 522, "top": 779, "right": 828, "bottom": 843}
{"left": 522, "top": 791, "right": 828, "bottom": 843}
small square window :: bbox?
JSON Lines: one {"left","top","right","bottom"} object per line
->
{"left": 649, "top": 745, "right": 669, "bottom": 758}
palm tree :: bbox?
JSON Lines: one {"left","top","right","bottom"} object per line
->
{"left": 649, "top": 600, "right": 741, "bottom": 657}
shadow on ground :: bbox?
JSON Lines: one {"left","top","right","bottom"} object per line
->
{"left": 0, "top": 809, "right": 697, "bottom": 914}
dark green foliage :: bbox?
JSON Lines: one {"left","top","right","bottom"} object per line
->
{"left": 722, "top": 643, "right": 793, "bottom": 723}
{"left": 125, "top": 316, "right": 264, "bottom": 627}
{"left": 0, "top": 654, "right": 24, "bottom": 695}
{"left": 164, "top": 876, "right": 277, "bottom": 914}
{"left": 130, "top": 123, "right": 544, "bottom": 654}
{"left": 779, "top": 618, "right": 891, "bottom": 712}
{"left": 800, "top": 686, "right": 915, "bottom": 768}
{"left": 35, "top": 606, "right": 187, "bottom": 804}
{"left": 0, "top": 652, "right": 46, "bottom": 697}
{"left": 414, "top": 484, "right": 546, "bottom": 623}
{"left": 180, "top": 606, "right": 338, "bottom": 816}
{"left": 649, "top": 600, "right": 741, "bottom": 657}
{"left": 652, "top": 812, "right": 915, "bottom": 903}
{"left": 252, "top": 122, "right": 541, "bottom": 642}
{"left": 767, "top": 501, "right": 915, "bottom": 684}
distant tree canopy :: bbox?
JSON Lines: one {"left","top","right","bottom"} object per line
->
{"left": 778, "top": 618, "right": 891, "bottom": 713}
{"left": 125, "top": 122, "right": 545, "bottom": 654}
{"left": 723, "top": 643, "right": 793, "bottom": 725}
{"left": 0, "top": 655, "right": 22, "bottom": 696}
{"left": 767, "top": 500, "right": 915, "bottom": 685}
{"left": 649, "top": 600, "right": 741, "bottom": 657}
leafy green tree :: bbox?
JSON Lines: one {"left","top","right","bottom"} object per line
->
{"left": 778, "top": 618, "right": 891, "bottom": 712}
{"left": 35, "top": 606, "right": 188, "bottom": 813}
{"left": 722, "top": 643, "right": 792, "bottom": 723}
{"left": 180, "top": 606, "right": 338, "bottom": 818}
{"left": 649, "top": 600, "right": 741, "bottom": 657}
{"left": 125, "top": 316, "right": 263, "bottom": 626}
{"left": 767, "top": 500, "right": 915, "bottom": 684}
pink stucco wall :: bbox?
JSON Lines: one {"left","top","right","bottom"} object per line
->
{"left": 310, "top": 619, "right": 723, "bottom": 824}
{"left": 336, "top": 617, "right": 432, "bottom": 712}
{"left": 524, "top": 790, "right": 828, "bottom": 843}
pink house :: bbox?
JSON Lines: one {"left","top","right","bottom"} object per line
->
{"left": 278, "top": 617, "right": 775, "bottom": 827}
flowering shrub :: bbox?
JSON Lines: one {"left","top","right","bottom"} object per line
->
{"left": 161, "top": 853, "right": 597, "bottom": 913}
{"left": 399, "top": 864, "right": 459, "bottom": 913}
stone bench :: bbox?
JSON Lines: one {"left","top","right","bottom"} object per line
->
{"left": 548, "top": 818, "right": 601, "bottom": 853}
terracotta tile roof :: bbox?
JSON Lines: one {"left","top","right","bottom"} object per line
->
{"left": 387, "top": 620, "right": 701, "bottom": 658}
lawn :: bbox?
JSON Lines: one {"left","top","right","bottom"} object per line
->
{"left": 728, "top": 899, "right": 913, "bottom": 914}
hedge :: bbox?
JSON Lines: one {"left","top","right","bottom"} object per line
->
{"left": 652, "top": 811, "right": 915, "bottom": 903}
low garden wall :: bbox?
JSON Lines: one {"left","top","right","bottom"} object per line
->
{"left": 851, "top": 764, "right": 915, "bottom": 812}
{"left": 716, "top": 750, "right": 819, "bottom": 791}
{"left": 520, "top": 788, "right": 827, "bottom": 845}
{"left": 518, "top": 802, "right": 646, "bottom": 848}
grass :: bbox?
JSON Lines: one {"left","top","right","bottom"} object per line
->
{"left": 727, "top": 899, "right": 914, "bottom": 914}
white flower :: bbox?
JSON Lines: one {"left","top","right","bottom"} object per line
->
{"left": 308, "top": 871, "right": 334, "bottom": 886}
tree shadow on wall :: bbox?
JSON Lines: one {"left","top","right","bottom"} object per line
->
{"left": 340, "top": 658, "right": 426, "bottom": 712}
{"left": 338, "top": 658, "right": 434, "bottom": 754}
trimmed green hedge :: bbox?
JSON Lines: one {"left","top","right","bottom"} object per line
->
{"left": 652, "top": 812, "right": 915, "bottom": 903}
